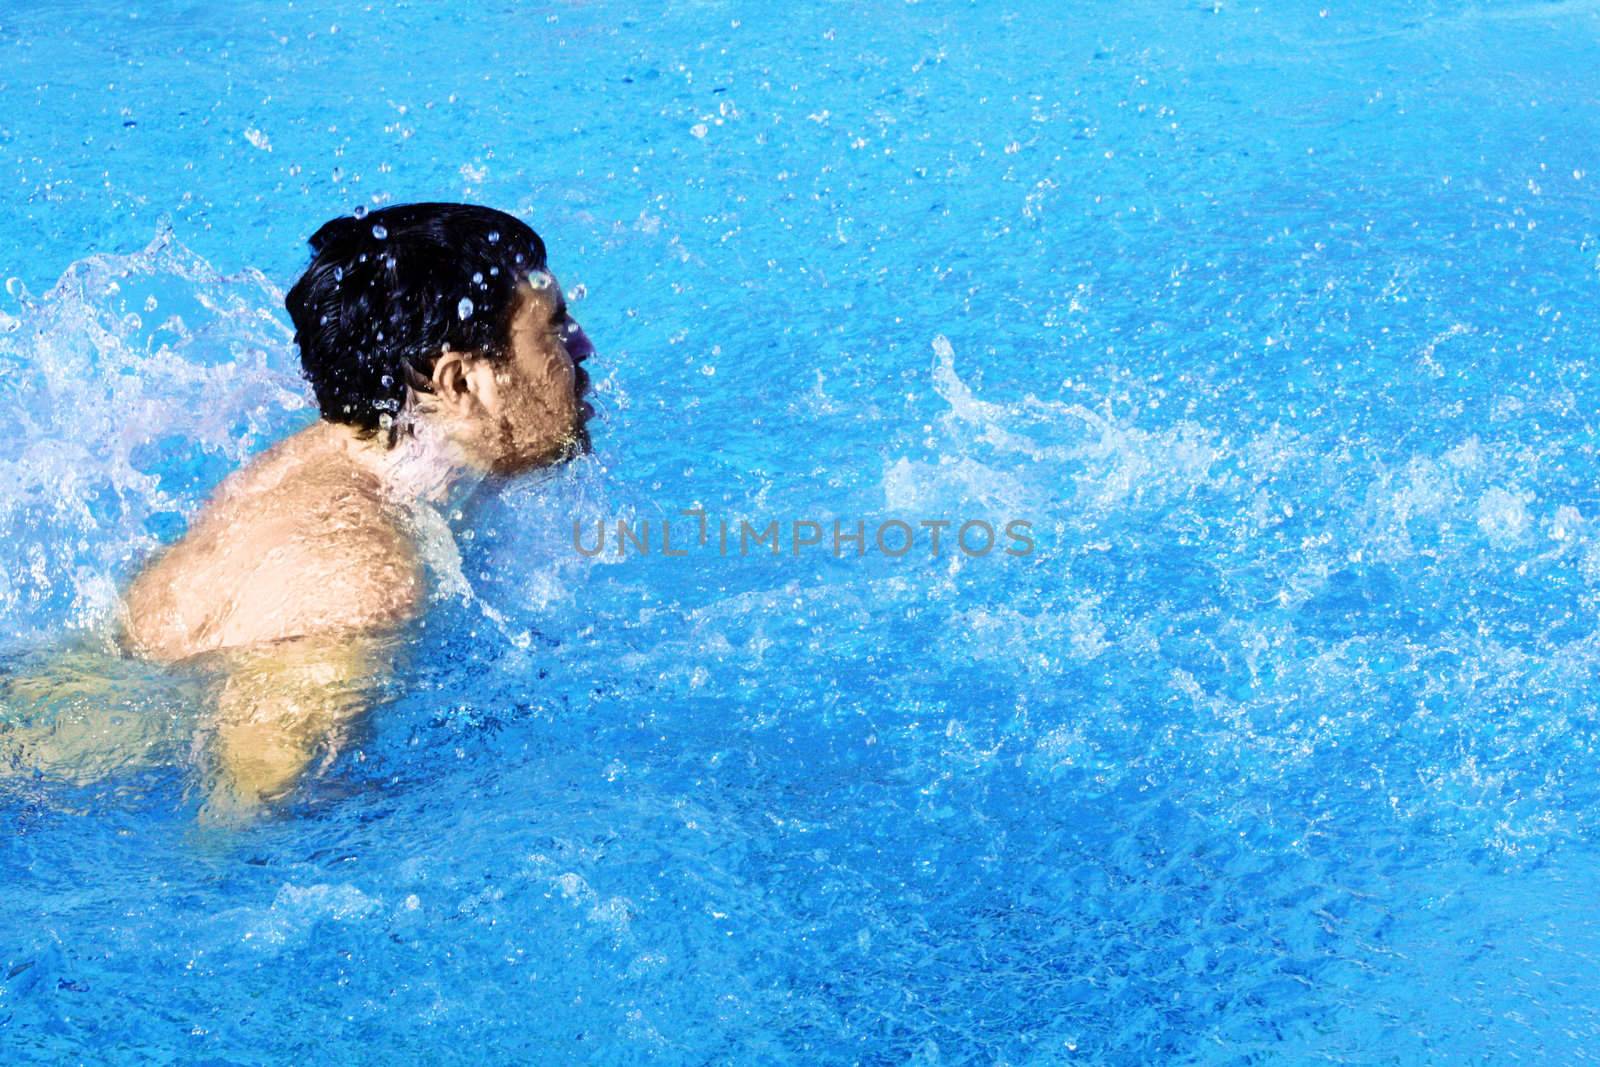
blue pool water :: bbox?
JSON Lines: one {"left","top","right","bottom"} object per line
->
{"left": 4, "top": 0, "right": 1600, "bottom": 1060}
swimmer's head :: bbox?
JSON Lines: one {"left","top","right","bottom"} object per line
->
{"left": 285, "top": 202, "right": 593, "bottom": 474}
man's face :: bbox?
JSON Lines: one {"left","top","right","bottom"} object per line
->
{"left": 476, "top": 273, "right": 594, "bottom": 474}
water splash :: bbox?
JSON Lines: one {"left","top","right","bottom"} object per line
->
{"left": 0, "top": 226, "right": 308, "bottom": 643}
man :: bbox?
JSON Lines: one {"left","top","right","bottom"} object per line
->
{"left": 118, "top": 202, "right": 594, "bottom": 815}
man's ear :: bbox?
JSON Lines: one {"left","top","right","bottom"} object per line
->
{"left": 430, "top": 349, "right": 477, "bottom": 415}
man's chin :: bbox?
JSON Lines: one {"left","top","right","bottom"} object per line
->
{"left": 568, "top": 422, "right": 593, "bottom": 458}
{"left": 489, "top": 428, "right": 590, "bottom": 477}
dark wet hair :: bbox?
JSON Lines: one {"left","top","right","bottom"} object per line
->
{"left": 285, "top": 202, "right": 548, "bottom": 433}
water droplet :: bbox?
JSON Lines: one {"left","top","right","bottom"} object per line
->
{"left": 380, "top": 374, "right": 394, "bottom": 388}
{"left": 489, "top": 266, "right": 500, "bottom": 276}
{"left": 354, "top": 204, "right": 368, "bottom": 219}
{"left": 472, "top": 271, "right": 483, "bottom": 285}
{"left": 458, "top": 297, "right": 475, "bottom": 320}
{"left": 372, "top": 224, "right": 388, "bottom": 240}
{"left": 529, "top": 272, "right": 552, "bottom": 290}
{"left": 487, "top": 230, "right": 500, "bottom": 243}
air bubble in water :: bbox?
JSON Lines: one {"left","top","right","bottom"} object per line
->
{"left": 354, "top": 204, "right": 369, "bottom": 219}
{"left": 487, "top": 230, "right": 500, "bottom": 243}
{"left": 372, "top": 225, "right": 388, "bottom": 240}
{"left": 472, "top": 271, "right": 484, "bottom": 285}
{"left": 458, "top": 297, "right": 475, "bottom": 319}
{"left": 529, "top": 272, "right": 552, "bottom": 290}
{"left": 381, "top": 374, "right": 395, "bottom": 388}
{"left": 334, "top": 266, "right": 344, "bottom": 281}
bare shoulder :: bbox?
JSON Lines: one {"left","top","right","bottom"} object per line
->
{"left": 229, "top": 466, "right": 425, "bottom": 635}
{"left": 124, "top": 429, "right": 425, "bottom": 661}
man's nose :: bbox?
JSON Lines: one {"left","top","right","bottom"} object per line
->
{"left": 565, "top": 322, "right": 595, "bottom": 363}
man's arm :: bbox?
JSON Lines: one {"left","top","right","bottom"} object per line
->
{"left": 203, "top": 633, "right": 385, "bottom": 821}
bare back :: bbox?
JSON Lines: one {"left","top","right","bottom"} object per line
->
{"left": 123, "top": 422, "right": 425, "bottom": 663}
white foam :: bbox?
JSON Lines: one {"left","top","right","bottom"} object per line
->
{"left": 0, "top": 226, "right": 306, "bottom": 639}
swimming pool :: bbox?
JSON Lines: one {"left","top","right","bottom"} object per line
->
{"left": 3, "top": 0, "right": 1599, "bottom": 1060}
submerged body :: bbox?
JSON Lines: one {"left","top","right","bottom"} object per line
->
{"left": 116, "top": 424, "right": 427, "bottom": 813}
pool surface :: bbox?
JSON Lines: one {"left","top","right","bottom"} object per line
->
{"left": 4, "top": 0, "right": 1600, "bottom": 1061}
